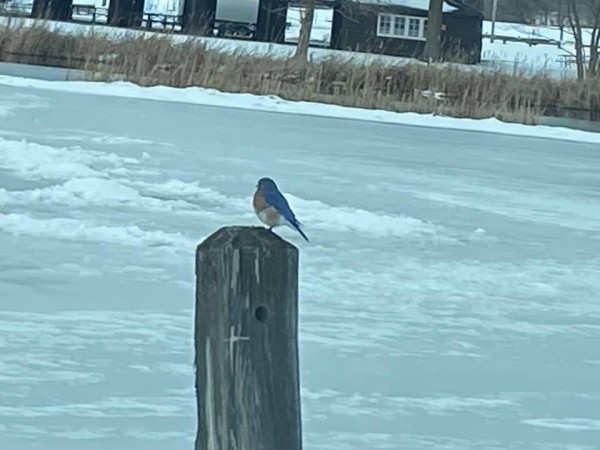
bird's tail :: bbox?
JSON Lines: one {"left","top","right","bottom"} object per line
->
{"left": 287, "top": 218, "right": 309, "bottom": 242}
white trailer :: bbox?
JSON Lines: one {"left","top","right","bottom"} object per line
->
{"left": 144, "top": 0, "right": 184, "bottom": 15}
{"left": 213, "top": 0, "right": 260, "bottom": 38}
{"left": 70, "top": 0, "right": 109, "bottom": 23}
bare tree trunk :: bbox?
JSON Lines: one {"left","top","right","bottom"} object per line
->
{"left": 587, "top": 0, "right": 600, "bottom": 77}
{"left": 558, "top": 0, "right": 565, "bottom": 40}
{"left": 557, "top": 0, "right": 563, "bottom": 24}
{"left": 293, "top": 0, "right": 317, "bottom": 63}
{"left": 424, "top": 0, "right": 444, "bottom": 61}
{"left": 567, "top": 0, "right": 586, "bottom": 79}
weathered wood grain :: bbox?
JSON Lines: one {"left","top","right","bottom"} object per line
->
{"left": 195, "top": 226, "right": 302, "bottom": 450}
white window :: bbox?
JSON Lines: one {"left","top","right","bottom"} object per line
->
{"left": 378, "top": 14, "right": 392, "bottom": 35}
{"left": 408, "top": 18, "right": 421, "bottom": 37}
{"left": 376, "top": 14, "right": 428, "bottom": 41}
{"left": 393, "top": 16, "right": 406, "bottom": 36}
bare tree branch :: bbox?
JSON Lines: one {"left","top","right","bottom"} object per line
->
{"left": 567, "top": 0, "right": 586, "bottom": 78}
{"left": 588, "top": 0, "right": 600, "bottom": 74}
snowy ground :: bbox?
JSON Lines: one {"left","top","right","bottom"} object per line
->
{"left": 1, "top": 75, "right": 600, "bottom": 450}
{"left": 480, "top": 20, "right": 593, "bottom": 77}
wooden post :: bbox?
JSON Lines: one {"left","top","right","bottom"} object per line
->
{"left": 107, "top": 0, "right": 144, "bottom": 27}
{"left": 31, "top": 0, "right": 72, "bottom": 20}
{"left": 194, "top": 226, "right": 302, "bottom": 450}
{"left": 182, "top": 0, "right": 217, "bottom": 35}
{"left": 255, "top": 0, "right": 288, "bottom": 43}
{"left": 51, "top": 0, "right": 72, "bottom": 21}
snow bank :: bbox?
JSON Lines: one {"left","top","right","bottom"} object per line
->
{"left": 1, "top": 75, "right": 598, "bottom": 144}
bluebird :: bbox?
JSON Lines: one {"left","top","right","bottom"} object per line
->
{"left": 253, "top": 177, "right": 309, "bottom": 242}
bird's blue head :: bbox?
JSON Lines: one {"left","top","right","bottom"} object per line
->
{"left": 257, "top": 177, "right": 278, "bottom": 192}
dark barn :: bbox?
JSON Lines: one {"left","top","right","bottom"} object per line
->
{"left": 331, "top": 0, "right": 483, "bottom": 64}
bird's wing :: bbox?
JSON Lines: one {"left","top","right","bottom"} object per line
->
{"left": 264, "top": 189, "right": 309, "bottom": 242}
{"left": 263, "top": 189, "right": 296, "bottom": 222}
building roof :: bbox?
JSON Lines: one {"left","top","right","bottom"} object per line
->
{"left": 356, "top": 0, "right": 458, "bottom": 13}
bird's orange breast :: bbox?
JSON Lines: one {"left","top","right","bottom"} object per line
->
{"left": 253, "top": 190, "right": 268, "bottom": 212}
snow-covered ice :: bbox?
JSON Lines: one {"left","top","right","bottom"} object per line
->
{"left": 0, "top": 76, "right": 599, "bottom": 450}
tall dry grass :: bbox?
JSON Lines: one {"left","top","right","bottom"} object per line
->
{"left": 1, "top": 22, "right": 599, "bottom": 124}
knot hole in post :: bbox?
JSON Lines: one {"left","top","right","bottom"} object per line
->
{"left": 255, "top": 306, "right": 269, "bottom": 322}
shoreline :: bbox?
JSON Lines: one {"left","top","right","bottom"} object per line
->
{"left": 1, "top": 65, "right": 599, "bottom": 143}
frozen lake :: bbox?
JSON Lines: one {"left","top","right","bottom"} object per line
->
{"left": 0, "top": 80, "right": 599, "bottom": 450}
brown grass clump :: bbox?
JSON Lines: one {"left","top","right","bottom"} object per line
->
{"left": 1, "top": 21, "right": 599, "bottom": 125}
